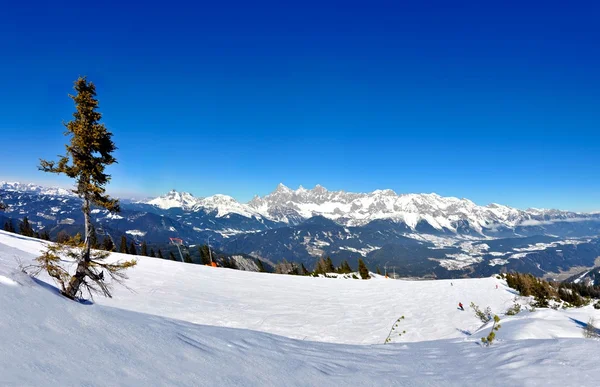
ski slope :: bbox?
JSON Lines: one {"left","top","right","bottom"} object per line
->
{"left": 1, "top": 230, "right": 599, "bottom": 386}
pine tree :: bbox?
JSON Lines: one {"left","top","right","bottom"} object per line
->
{"left": 149, "top": 248, "right": 155, "bottom": 258}
{"left": 140, "top": 241, "right": 148, "bottom": 256}
{"left": 36, "top": 77, "right": 136, "bottom": 299}
{"left": 129, "top": 241, "right": 137, "bottom": 256}
{"left": 358, "top": 258, "right": 370, "bottom": 279}
{"left": 301, "top": 263, "right": 309, "bottom": 275}
{"left": 326, "top": 256, "right": 335, "bottom": 272}
{"left": 19, "top": 216, "right": 34, "bottom": 237}
{"left": 4, "top": 222, "right": 11, "bottom": 232}
{"left": 41, "top": 230, "right": 51, "bottom": 241}
{"left": 169, "top": 251, "right": 176, "bottom": 261}
{"left": 338, "top": 260, "right": 352, "bottom": 274}
{"left": 314, "top": 257, "right": 328, "bottom": 275}
{"left": 56, "top": 231, "right": 71, "bottom": 243}
{"left": 256, "top": 259, "right": 266, "bottom": 272}
{"left": 157, "top": 249, "right": 164, "bottom": 259}
{"left": 119, "top": 236, "right": 128, "bottom": 254}
{"left": 184, "top": 253, "right": 192, "bottom": 263}
{"left": 0, "top": 201, "right": 6, "bottom": 211}
{"left": 199, "top": 244, "right": 211, "bottom": 265}
{"left": 376, "top": 266, "right": 382, "bottom": 275}
{"left": 481, "top": 315, "right": 501, "bottom": 346}
{"left": 224, "top": 256, "right": 237, "bottom": 269}
{"left": 102, "top": 236, "right": 115, "bottom": 252}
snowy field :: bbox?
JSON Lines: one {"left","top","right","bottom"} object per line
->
{"left": 1, "top": 230, "right": 599, "bottom": 386}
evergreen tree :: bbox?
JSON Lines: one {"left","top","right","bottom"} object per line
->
{"left": 169, "top": 251, "right": 176, "bottom": 261}
{"left": 0, "top": 201, "right": 6, "bottom": 211}
{"left": 157, "top": 249, "right": 164, "bottom": 259}
{"left": 119, "top": 236, "right": 128, "bottom": 254}
{"left": 301, "top": 263, "right": 309, "bottom": 275}
{"left": 38, "top": 77, "right": 135, "bottom": 299}
{"left": 129, "top": 241, "right": 137, "bottom": 256}
{"left": 56, "top": 231, "right": 71, "bottom": 243}
{"left": 101, "top": 236, "right": 115, "bottom": 252}
{"left": 4, "top": 222, "right": 11, "bottom": 232}
{"left": 140, "top": 241, "right": 148, "bottom": 256}
{"left": 184, "top": 253, "right": 192, "bottom": 263}
{"left": 256, "top": 259, "right": 266, "bottom": 272}
{"left": 314, "top": 257, "right": 328, "bottom": 275}
{"left": 358, "top": 258, "right": 370, "bottom": 279}
{"left": 275, "top": 259, "right": 295, "bottom": 274}
{"left": 376, "top": 266, "right": 382, "bottom": 275}
{"left": 19, "top": 216, "right": 34, "bottom": 237}
{"left": 338, "top": 260, "right": 352, "bottom": 274}
{"left": 326, "top": 256, "right": 335, "bottom": 272}
{"left": 224, "top": 256, "right": 237, "bottom": 269}
{"left": 149, "top": 248, "right": 155, "bottom": 258}
{"left": 40, "top": 230, "right": 51, "bottom": 241}
{"left": 199, "top": 244, "right": 211, "bottom": 265}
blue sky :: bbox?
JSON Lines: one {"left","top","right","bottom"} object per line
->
{"left": 0, "top": 1, "right": 598, "bottom": 210}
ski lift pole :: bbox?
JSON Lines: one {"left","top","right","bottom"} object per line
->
{"left": 169, "top": 237, "right": 185, "bottom": 262}
{"left": 207, "top": 236, "right": 213, "bottom": 264}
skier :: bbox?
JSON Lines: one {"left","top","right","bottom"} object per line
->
{"left": 451, "top": 282, "right": 453, "bottom": 286}
{"left": 458, "top": 302, "right": 464, "bottom": 311}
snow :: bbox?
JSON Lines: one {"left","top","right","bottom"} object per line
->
{"left": 574, "top": 270, "right": 591, "bottom": 284}
{"left": 338, "top": 245, "right": 379, "bottom": 257}
{"left": 1, "top": 230, "right": 600, "bottom": 386}
{"left": 141, "top": 183, "right": 599, "bottom": 233}
{"left": 146, "top": 190, "right": 201, "bottom": 210}
{"left": 125, "top": 230, "right": 147, "bottom": 237}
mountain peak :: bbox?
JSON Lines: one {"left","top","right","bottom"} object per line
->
{"left": 312, "top": 184, "right": 327, "bottom": 194}
{"left": 274, "top": 183, "right": 293, "bottom": 194}
{"left": 147, "top": 190, "right": 201, "bottom": 210}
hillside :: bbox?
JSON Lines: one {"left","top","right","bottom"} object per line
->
{"left": 1, "top": 230, "right": 600, "bottom": 385}
{"left": 2, "top": 182, "right": 600, "bottom": 279}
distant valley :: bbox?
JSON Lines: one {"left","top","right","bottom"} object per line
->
{"left": 2, "top": 181, "right": 599, "bottom": 279}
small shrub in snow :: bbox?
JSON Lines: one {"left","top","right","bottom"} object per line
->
{"left": 481, "top": 315, "right": 501, "bottom": 346}
{"left": 505, "top": 302, "right": 521, "bottom": 316}
{"left": 384, "top": 316, "right": 406, "bottom": 344}
{"left": 470, "top": 302, "right": 492, "bottom": 323}
{"left": 583, "top": 317, "right": 599, "bottom": 339}
{"left": 594, "top": 301, "right": 600, "bottom": 310}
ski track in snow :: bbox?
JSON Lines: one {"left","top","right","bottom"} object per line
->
{"left": 1, "top": 230, "right": 599, "bottom": 386}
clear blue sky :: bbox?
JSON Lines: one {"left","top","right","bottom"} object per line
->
{"left": 0, "top": 1, "right": 598, "bottom": 211}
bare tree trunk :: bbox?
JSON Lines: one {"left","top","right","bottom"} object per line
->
{"left": 82, "top": 196, "right": 92, "bottom": 263}
{"left": 64, "top": 262, "right": 86, "bottom": 299}
{"left": 64, "top": 194, "right": 92, "bottom": 299}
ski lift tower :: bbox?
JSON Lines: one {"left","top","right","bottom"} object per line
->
{"left": 169, "top": 237, "right": 185, "bottom": 262}
{"left": 207, "top": 235, "right": 217, "bottom": 267}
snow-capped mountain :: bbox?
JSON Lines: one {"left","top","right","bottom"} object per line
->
{"left": 146, "top": 190, "right": 202, "bottom": 211}
{"left": 144, "top": 183, "right": 594, "bottom": 235}
{"left": 0, "top": 181, "right": 75, "bottom": 197}
{"left": 3, "top": 181, "right": 600, "bottom": 278}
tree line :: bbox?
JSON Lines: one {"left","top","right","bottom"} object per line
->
{"left": 274, "top": 256, "right": 372, "bottom": 279}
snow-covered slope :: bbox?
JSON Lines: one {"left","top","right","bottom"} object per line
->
{"left": 1, "top": 231, "right": 600, "bottom": 386}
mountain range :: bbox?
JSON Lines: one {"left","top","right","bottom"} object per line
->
{"left": 2, "top": 181, "right": 600, "bottom": 278}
